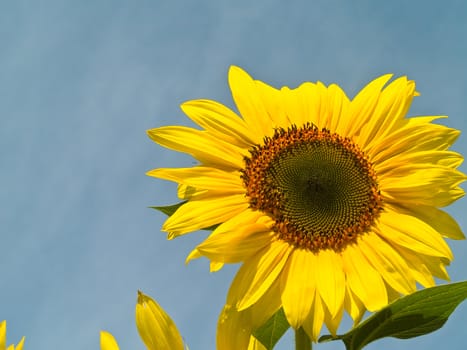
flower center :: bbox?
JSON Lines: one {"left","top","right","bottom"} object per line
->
{"left": 241, "top": 123, "right": 382, "bottom": 251}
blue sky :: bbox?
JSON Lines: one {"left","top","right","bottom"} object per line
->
{"left": 1, "top": 1, "right": 466, "bottom": 349}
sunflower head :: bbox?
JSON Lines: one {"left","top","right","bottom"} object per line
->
{"left": 148, "top": 66, "right": 465, "bottom": 345}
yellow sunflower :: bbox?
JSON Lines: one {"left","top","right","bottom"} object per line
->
{"left": 147, "top": 66, "right": 466, "bottom": 346}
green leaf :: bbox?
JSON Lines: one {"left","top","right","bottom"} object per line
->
{"left": 253, "top": 308, "right": 290, "bottom": 350}
{"left": 150, "top": 201, "right": 219, "bottom": 231}
{"left": 150, "top": 201, "right": 187, "bottom": 216}
{"left": 319, "top": 281, "right": 467, "bottom": 350}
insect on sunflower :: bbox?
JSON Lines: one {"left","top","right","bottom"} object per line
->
{"left": 147, "top": 66, "right": 466, "bottom": 347}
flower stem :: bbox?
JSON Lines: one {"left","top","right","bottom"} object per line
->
{"left": 295, "top": 328, "right": 312, "bottom": 350}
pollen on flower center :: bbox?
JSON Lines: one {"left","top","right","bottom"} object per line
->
{"left": 241, "top": 123, "right": 383, "bottom": 252}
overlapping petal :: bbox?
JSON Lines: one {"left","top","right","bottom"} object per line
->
{"left": 377, "top": 211, "right": 453, "bottom": 259}
{"left": 302, "top": 291, "right": 325, "bottom": 342}
{"left": 147, "top": 126, "right": 247, "bottom": 170}
{"left": 229, "top": 66, "right": 275, "bottom": 140}
{"left": 148, "top": 167, "right": 244, "bottom": 193}
{"left": 229, "top": 240, "right": 293, "bottom": 310}
{"left": 315, "top": 250, "right": 345, "bottom": 318}
{"left": 280, "top": 248, "right": 317, "bottom": 328}
{"left": 359, "top": 234, "right": 416, "bottom": 295}
{"left": 342, "top": 243, "right": 388, "bottom": 311}
{"left": 181, "top": 99, "right": 256, "bottom": 147}
{"left": 358, "top": 75, "right": 416, "bottom": 148}
{"left": 343, "top": 74, "right": 393, "bottom": 138}
{"left": 162, "top": 194, "right": 248, "bottom": 238}
{"left": 218, "top": 279, "right": 282, "bottom": 350}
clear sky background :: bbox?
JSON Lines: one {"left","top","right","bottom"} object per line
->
{"left": 1, "top": 1, "right": 466, "bottom": 349}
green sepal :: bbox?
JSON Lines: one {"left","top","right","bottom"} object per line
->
{"left": 319, "top": 281, "right": 467, "bottom": 350}
{"left": 150, "top": 201, "right": 187, "bottom": 216}
{"left": 253, "top": 308, "right": 290, "bottom": 350}
{"left": 150, "top": 201, "right": 219, "bottom": 231}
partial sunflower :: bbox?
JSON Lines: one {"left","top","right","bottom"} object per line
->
{"left": 147, "top": 67, "right": 466, "bottom": 345}
{"left": 0, "top": 321, "right": 25, "bottom": 350}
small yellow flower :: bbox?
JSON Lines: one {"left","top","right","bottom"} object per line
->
{"left": 0, "top": 321, "right": 25, "bottom": 350}
{"left": 136, "top": 291, "right": 185, "bottom": 350}
{"left": 100, "top": 331, "right": 120, "bottom": 350}
{"left": 148, "top": 66, "right": 466, "bottom": 346}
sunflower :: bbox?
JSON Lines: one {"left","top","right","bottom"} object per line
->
{"left": 147, "top": 66, "right": 465, "bottom": 346}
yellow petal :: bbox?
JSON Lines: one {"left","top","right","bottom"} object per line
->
{"left": 185, "top": 247, "right": 202, "bottom": 263}
{"left": 344, "top": 74, "right": 393, "bottom": 137}
{"left": 324, "top": 299, "right": 344, "bottom": 337}
{"left": 228, "top": 240, "right": 292, "bottom": 310}
{"left": 280, "top": 86, "right": 305, "bottom": 127}
{"left": 359, "top": 76, "right": 416, "bottom": 149}
{"left": 380, "top": 165, "right": 465, "bottom": 191}
{"left": 390, "top": 203, "right": 465, "bottom": 240}
{"left": 217, "top": 304, "right": 252, "bottom": 350}
{"left": 162, "top": 195, "right": 248, "bottom": 238}
{"left": 147, "top": 126, "right": 246, "bottom": 170}
{"left": 181, "top": 99, "right": 256, "bottom": 147}
{"left": 376, "top": 151, "right": 463, "bottom": 176}
{"left": 247, "top": 336, "right": 267, "bottom": 350}
{"left": 292, "top": 80, "right": 349, "bottom": 133}
{"left": 302, "top": 292, "right": 325, "bottom": 342}
{"left": 210, "top": 261, "right": 224, "bottom": 272}
{"left": 280, "top": 249, "right": 316, "bottom": 329}
{"left": 136, "top": 291, "right": 185, "bottom": 350}
{"left": 280, "top": 82, "right": 348, "bottom": 130}
{"left": 255, "top": 80, "right": 290, "bottom": 128}
{"left": 147, "top": 167, "right": 244, "bottom": 193}
{"left": 13, "top": 338, "right": 25, "bottom": 350}
{"left": 421, "top": 256, "right": 450, "bottom": 281}
{"left": 359, "top": 234, "right": 416, "bottom": 295}
{"left": 384, "top": 186, "right": 465, "bottom": 208}
{"left": 325, "top": 83, "right": 350, "bottom": 134}
{"left": 176, "top": 184, "right": 206, "bottom": 200}
{"left": 311, "top": 82, "right": 331, "bottom": 129}
{"left": 248, "top": 277, "right": 283, "bottom": 328}
{"left": 197, "top": 226, "right": 273, "bottom": 263}
{"left": 344, "top": 287, "right": 366, "bottom": 326}
{"left": 15, "top": 337, "right": 25, "bottom": 350}
{"left": 188, "top": 209, "right": 269, "bottom": 262}
{"left": 210, "top": 208, "right": 266, "bottom": 234}
{"left": 185, "top": 247, "right": 225, "bottom": 271}
{"left": 385, "top": 281, "right": 403, "bottom": 303}
{"left": 369, "top": 122, "right": 460, "bottom": 164}
{"left": 293, "top": 82, "right": 320, "bottom": 127}
{"left": 377, "top": 211, "right": 453, "bottom": 260}
{"left": 228, "top": 66, "right": 275, "bottom": 140}
{"left": 315, "top": 250, "right": 345, "bottom": 318}
{"left": 100, "top": 331, "right": 120, "bottom": 350}
{"left": 391, "top": 245, "right": 436, "bottom": 288}
{"left": 381, "top": 167, "right": 465, "bottom": 207}
{"left": 342, "top": 243, "right": 388, "bottom": 311}
{"left": 217, "top": 279, "right": 282, "bottom": 350}
{"left": 1, "top": 321, "right": 6, "bottom": 350}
